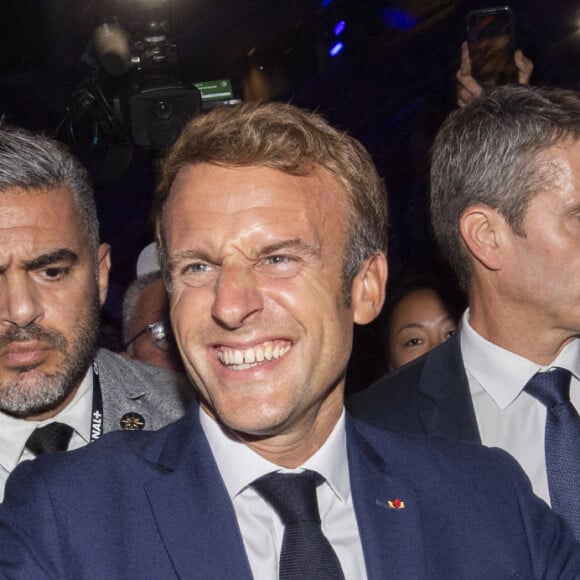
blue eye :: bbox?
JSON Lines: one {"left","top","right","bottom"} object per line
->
{"left": 186, "top": 263, "right": 210, "bottom": 273}
{"left": 178, "top": 261, "right": 217, "bottom": 287}
{"left": 266, "top": 255, "right": 292, "bottom": 264}
{"left": 260, "top": 254, "right": 303, "bottom": 277}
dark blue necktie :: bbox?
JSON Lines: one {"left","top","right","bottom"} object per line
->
{"left": 524, "top": 368, "right": 580, "bottom": 540}
{"left": 252, "top": 470, "right": 345, "bottom": 580}
{"left": 25, "top": 422, "right": 74, "bottom": 456}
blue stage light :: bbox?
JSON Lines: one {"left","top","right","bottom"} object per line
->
{"left": 334, "top": 20, "right": 346, "bottom": 36}
{"left": 329, "top": 42, "right": 344, "bottom": 57}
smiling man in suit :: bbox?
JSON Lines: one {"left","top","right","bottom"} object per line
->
{"left": 0, "top": 102, "right": 578, "bottom": 579}
{"left": 0, "top": 127, "right": 192, "bottom": 501}
{"left": 349, "top": 85, "right": 580, "bottom": 541}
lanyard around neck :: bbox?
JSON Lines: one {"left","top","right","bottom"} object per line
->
{"left": 90, "top": 360, "right": 104, "bottom": 442}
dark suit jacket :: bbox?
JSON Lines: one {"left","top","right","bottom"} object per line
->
{"left": 0, "top": 401, "right": 578, "bottom": 579}
{"left": 347, "top": 334, "right": 482, "bottom": 442}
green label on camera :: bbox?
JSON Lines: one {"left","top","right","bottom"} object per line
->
{"left": 194, "top": 79, "right": 234, "bottom": 101}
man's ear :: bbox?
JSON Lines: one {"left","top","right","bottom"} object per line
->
{"left": 459, "top": 205, "right": 507, "bottom": 272}
{"left": 351, "top": 252, "right": 388, "bottom": 325}
{"left": 97, "top": 243, "right": 112, "bottom": 306}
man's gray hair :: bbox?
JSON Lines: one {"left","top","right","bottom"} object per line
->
{"left": 431, "top": 85, "right": 580, "bottom": 288}
{"left": 122, "top": 270, "right": 163, "bottom": 347}
{"left": 0, "top": 126, "right": 99, "bottom": 256}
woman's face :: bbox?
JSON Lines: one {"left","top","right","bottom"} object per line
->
{"left": 387, "top": 288, "right": 457, "bottom": 371}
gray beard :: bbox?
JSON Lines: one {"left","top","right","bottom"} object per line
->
{"left": 0, "top": 295, "right": 99, "bottom": 418}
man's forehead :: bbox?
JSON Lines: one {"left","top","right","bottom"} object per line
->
{"left": 167, "top": 165, "right": 343, "bottom": 225}
{"left": 159, "top": 162, "right": 349, "bottom": 258}
{"left": 0, "top": 187, "right": 89, "bottom": 253}
{"left": 167, "top": 163, "right": 343, "bottom": 205}
{"left": 0, "top": 186, "right": 82, "bottom": 218}
{"left": 1, "top": 184, "right": 73, "bottom": 198}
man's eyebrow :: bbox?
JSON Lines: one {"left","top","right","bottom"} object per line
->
{"left": 166, "top": 249, "right": 212, "bottom": 268}
{"left": 258, "top": 239, "right": 321, "bottom": 259}
{"left": 167, "top": 240, "right": 321, "bottom": 266}
{"left": 23, "top": 249, "right": 80, "bottom": 270}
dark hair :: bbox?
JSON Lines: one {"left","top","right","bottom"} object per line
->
{"left": 154, "top": 101, "right": 388, "bottom": 304}
{"left": 0, "top": 126, "right": 99, "bottom": 257}
{"left": 384, "top": 266, "right": 465, "bottom": 327}
{"left": 381, "top": 259, "right": 466, "bottom": 369}
{"left": 431, "top": 85, "right": 580, "bottom": 288}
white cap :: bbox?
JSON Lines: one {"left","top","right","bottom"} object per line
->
{"left": 136, "top": 242, "right": 160, "bottom": 277}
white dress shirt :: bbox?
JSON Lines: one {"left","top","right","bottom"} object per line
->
{"left": 0, "top": 367, "right": 93, "bottom": 501}
{"left": 461, "top": 310, "right": 580, "bottom": 504}
{"left": 200, "top": 407, "right": 367, "bottom": 579}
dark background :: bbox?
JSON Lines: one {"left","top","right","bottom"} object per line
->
{"left": 2, "top": 0, "right": 580, "bottom": 387}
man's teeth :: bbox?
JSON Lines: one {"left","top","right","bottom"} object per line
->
{"left": 219, "top": 343, "right": 291, "bottom": 367}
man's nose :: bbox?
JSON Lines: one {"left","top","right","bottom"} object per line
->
{"left": 0, "top": 275, "right": 44, "bottom": 328}
{"left": 211, "top": 265, "right": 264, "bottom": 329}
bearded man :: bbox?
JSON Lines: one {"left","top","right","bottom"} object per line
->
{"left": 0, "top": 127, "right": 192, "bottom": 500}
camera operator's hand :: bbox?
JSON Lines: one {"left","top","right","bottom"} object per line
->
{"left": 456, "top": 41, "right": 534, "bottom": 108}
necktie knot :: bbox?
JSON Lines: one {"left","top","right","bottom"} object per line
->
{"left": 252, "top": 470, "right": 345, "bottom": 579}
{"left": 524, "top": 368, "right": 572, "bottom": 409}
{"left": 25, "top": 422, "right": 74, "bottom": 456}
{"left": 252, "top": 470, "right": 321, "bottom": 525}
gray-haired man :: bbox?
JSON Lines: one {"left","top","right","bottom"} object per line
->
{"left": 349, "top": 85, "right": 580, "bottom": 539}
{"left": 0, "top": 127, "right": 192, "bottom": 500}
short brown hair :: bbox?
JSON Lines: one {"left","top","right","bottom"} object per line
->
{"left": 154, "top": 101, "right": 388, "bottom": 304}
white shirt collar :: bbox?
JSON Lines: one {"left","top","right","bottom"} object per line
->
{"left": 461, "top": 309, "right": 580, "bottom": 409}
{"left": 0, "top": 365, "right": 93, "bottom": 473}
{"left": 200, "top": 406, "right": 350, "bottom": 503}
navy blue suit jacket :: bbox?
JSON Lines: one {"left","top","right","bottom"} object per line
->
{"left": 348, "top": 333, "right": 482, "bottom": 442}
{"left": 0, "top": 400, "right": 578, "bottom": 579}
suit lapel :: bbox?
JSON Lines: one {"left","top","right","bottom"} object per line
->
{"left": 347, "top": 419, "right": 427, "bottom": 579}
{"left": 417, "top": 336, "right": 481, "bottom": 442}
{"left": 97, "top": 349, "right": 150, "bottom": 433}
{"left": 144, "top": 405, "right": 253, "bottom": 580}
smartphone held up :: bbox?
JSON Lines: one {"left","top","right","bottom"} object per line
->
{"left": 466, "top": 6, "right": 518, "bottom": 88}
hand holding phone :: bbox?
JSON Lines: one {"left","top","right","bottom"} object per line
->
{"left": 466, "top": 6, "right": 517, "bottom": 89}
